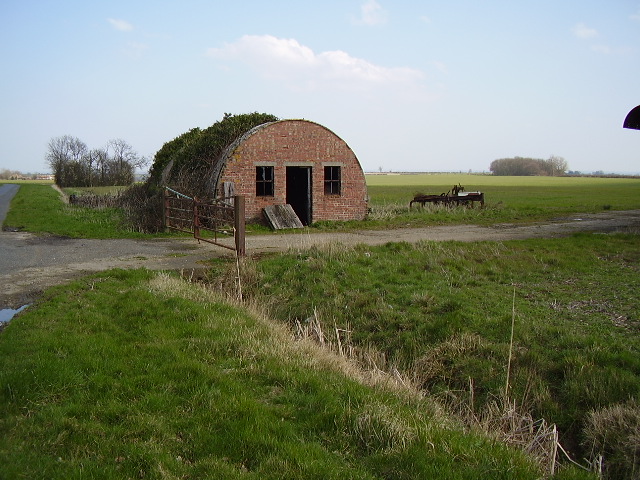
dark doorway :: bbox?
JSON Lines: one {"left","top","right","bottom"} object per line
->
{"left": 286, "top": 167, "right": 312, "bottom": 225}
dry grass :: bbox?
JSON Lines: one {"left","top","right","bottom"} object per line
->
{"left": 349, "top": 402, "right": 418, "bottom": 453}
{"left": 474, "top": 398, "right": 560, "bottom": 476}
{"left": 410, "top": 332, "right": 564, "bottom": 475}
{"left": 296, "top": 307, "right": 583, "bottom": 477}
{"left": 368, "top": 201, "right": 453, "bottom": 220}
{"left": 292, "top": 308, "right": 425, "bottom": 402}
{"left": 583, "top": 400, "right": 640, "bottom": 478}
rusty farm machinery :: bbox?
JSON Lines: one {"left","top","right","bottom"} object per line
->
{"left": 409, "top": 184, "right": 484, "bottom": 209}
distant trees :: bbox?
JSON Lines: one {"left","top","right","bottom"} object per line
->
{"left": 46, "top": 135, "right": 146, "bottom": 187}
{"left": 490, "top": 156, "right": 568, "bottom": 176}
{"left": 0, "top": 169, "right": 26, "bottom": 180}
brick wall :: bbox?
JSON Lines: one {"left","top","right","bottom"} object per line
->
{"left": 217, "top": 120, "right": 368, "bottom": 224}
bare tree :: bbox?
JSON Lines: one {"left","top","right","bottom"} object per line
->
{"left": 0, "top": 169, "right": 22, "bottom": 180}
{"left": 547, "top": 155, "right": 568, "bottom": 176}
{"left": 107, "top": 139, "right": 142, "bottom": 185}
{"left": 90, "top": 148, "right": 109, "bottom": 186}
{"left": 46, "top": 135, "right": 88, "bottom": 187}
{"left": 46, "top": 136, "right": 144, "bottom": 187}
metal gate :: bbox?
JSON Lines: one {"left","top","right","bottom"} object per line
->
{"left": 162, "top": 187, "right": 245, "bottom": 256}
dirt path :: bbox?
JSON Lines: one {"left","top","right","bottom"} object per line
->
{"left": 2, "top": 209, "right": 639, "bottom": 308}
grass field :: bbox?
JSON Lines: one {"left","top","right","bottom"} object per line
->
{"left": 0, "top": 270, "right": 564, "bottom": 479}
{"left": 368, "top": 174, "right": 640, "bottom": 212}
{"left": 362, "top": 174, "right": 640, "bottom": 228}
{"left": 2, "top": 183, "right": 159, "bottom": 239}
{"left": 3, "top": 175, "right": 640, "bottom": 236}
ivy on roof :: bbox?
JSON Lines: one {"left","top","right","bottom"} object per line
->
{"left": 148, "top": 112, "right": 279, "bottom": 186}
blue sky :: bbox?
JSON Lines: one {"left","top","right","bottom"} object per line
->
{"left": 1, "top": 0, "right": 639, "bottom": 174}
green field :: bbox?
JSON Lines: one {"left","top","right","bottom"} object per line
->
{"left": 2, "top": 183, "right": 161, "bottom": 238}
{"left": 365, "top": 174, "right": 640, "bottom": 224}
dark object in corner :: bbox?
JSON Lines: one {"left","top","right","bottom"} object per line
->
{"left": 623, "top": 105, "right": 640, "bottom": 130}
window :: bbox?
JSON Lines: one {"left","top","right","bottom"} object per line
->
{"left": 256, "top": 166, "right": 274, "bottom": 196}
{"left": 324, "top": 166, "right": 341, "bottom": 195}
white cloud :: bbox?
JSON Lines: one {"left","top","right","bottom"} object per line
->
{"left": 571, "top": 22, "right": 598, "bottom": 39}
{"left": 631, "top": 9, "right": 640, "bottom": 21}
{"left": 207, "top": 35, "right": 425, "bottom": 93}
{"left": 358, "top": 0, "right": 388, "bottom": 26}
{"left": 107, "top": 18, "right": 134, "bottom": 32}
{"left": 419, "top": 15, "right": 432, "bottom": 24}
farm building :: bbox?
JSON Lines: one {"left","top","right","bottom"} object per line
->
{"left": 207, "top": 119, "right": 368, "bottom": 226}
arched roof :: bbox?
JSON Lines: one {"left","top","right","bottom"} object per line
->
{"left": 209, "top": 119, "right": 357, "bottom": 192}
{"left": 208, "top": 121, "right": 276, "bottom": 191}
{"left": 623, "top": 105, "right": 640, "bottom": 130}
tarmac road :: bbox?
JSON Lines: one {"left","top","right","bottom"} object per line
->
{"left": 0, "top": 184, "right": 19, "bottom": 226}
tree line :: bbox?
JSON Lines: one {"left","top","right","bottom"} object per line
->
{"left": 46, "top": 135, "right": 146, "bottom": 187}
{"left": 490, "top": 156, "right": 568, "bottom": 176}
{"left": 0, "top": 169, "right": 44, "bottom": 180}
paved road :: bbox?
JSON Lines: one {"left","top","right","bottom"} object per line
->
{"left": 0, "top": 184, "right": 19, "bottom": 226}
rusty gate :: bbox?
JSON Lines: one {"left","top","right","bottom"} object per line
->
{"left": 162, "top": 187, "right": 245, "bottom": 256}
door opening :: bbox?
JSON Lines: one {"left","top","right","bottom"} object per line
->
{"left": 286, "top": 167, "right": 312, "bottom": 226}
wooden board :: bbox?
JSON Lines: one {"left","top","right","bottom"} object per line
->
{"left": 264, "top": 205, "right": 304, "bottom": 230}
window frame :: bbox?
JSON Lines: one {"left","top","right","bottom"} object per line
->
{"left": 324, "top": 165, "right": 341, "bottom": 195}
{"left": 256, "top": 165, "right": 275, "bottom": 197}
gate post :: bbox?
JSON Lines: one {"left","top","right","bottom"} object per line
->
{"left": 193, "top": 197, "right": 200, "bottom": 240}
{"left": 162, "top": 188, "right": 168, "bottom": 232}
{"left": 234, "top": 195, "right": 245, "bottom": 257}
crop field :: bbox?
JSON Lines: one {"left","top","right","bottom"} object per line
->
{"left": 366, "top": 173, "right": 640, "bottom": 210}
{"left": 356, "top": 174, "right": 640, "bottom": 230}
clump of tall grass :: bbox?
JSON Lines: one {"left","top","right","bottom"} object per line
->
{"left": 367, "top": 202, "right": 413, "bottom": 220}
{"left": 349, "top": 402, "right": 418, "bottom": 452}
{"left": 582, "top": 400, "right": 640, "bottom": 479}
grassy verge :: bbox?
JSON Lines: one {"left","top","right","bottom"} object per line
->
{"left": 230, "top": 231, "right": 640, "bottom": 476}
{"left": 0, "top": 269, "right": 568, "bottom": 479}
{"left": 3, "top": 184, "right": 155, "bottom": 239}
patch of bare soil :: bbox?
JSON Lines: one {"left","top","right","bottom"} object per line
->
{"left": 1, "top": 209, "right": 639, "bottom": 308}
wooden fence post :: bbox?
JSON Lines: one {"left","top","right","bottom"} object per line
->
{"left": 162, "top": 188, "right": 168, "bottom": 232}
{"left": 234, "top": 195, "right": 245, "bottom": 257}
{"left": 193, "top": 197, "right": 200, "bottom": 240}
